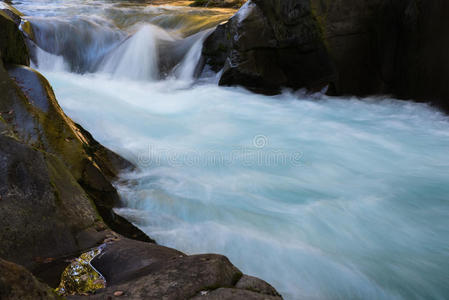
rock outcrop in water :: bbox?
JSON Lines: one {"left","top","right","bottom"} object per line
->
{"left": 0, "top": 5, "right": 282, "bottom": 299}
{"left": 201, "top": 0, "right": 336, "bottom": 94}
{"left": 203, "top": 0, "right": 449, "bottom": 110}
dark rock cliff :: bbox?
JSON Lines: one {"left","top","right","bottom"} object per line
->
{"left": 202, "top": 0, "right": 449, "bottom": 111}
{"left": 312, "top": 0, "right": 449, "bottom": 110}
{"left": 201, "top": 0, "right": 337, "bottom": 94}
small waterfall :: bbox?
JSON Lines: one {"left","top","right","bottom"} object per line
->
{"left": 99, "top": 24, "right": 174, "bottom": 81}
{"left": 175, "top": 29, "right": 211, "bottom": 81}
{"left": 31, "top": 47, "right": 69, "bottom": 72}
{"left": 29, "top": 16, "right": 124, "bottom": 73}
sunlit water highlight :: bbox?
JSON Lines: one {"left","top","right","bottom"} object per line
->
{"left": 13, "top": 0, "right": 449, "bottom": 299}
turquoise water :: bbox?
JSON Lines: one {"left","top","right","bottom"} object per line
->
{"left": 43, "top": 72, "right": 449, "bottom": 300}
{"left": 14, "top": 0, "right": 449, "bottom": 298}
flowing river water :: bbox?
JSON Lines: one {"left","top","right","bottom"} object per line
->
{"left": 12, "top": 0, "right": 449, "bottom": 299}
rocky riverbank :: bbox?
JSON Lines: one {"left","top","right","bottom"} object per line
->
{"left": 0, "top": 2, "right": 282, "bottom": 299}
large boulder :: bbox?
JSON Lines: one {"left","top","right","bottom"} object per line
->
{"left": 0, "top": 258, "right": 57, "bottom": 300}
{"left": 67, "top": 237, "right": 282, "bottom": 300}
{"left": 91, "top": 238, "right": 184, "bottom": 286}
{"left": 3, "top": 65, "right": 150, "bottom": 243}
{"left": 201, "top": 0, "right": 336, "bottom": 94}
{"left": 0, "top": 133, "right": 107, "bottom": 283}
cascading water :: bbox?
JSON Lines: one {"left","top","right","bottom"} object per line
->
{"left": 14, "top": 0, "right": 449, "bottom": 299}
{"left": 29, "top": 16, "right": 125, "bottom": 72}
{"left": 99, "top": 24, "right": 171, "bottom": 80}
{"left": 174, "top": 29, "right": 211, "bottom": 81}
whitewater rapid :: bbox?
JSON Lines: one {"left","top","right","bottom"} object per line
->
{"left": 41, "top": 71, "right": 449, "bottom": 300}
{"left": 14, "top": 0, "right": 449, "bottom": 299}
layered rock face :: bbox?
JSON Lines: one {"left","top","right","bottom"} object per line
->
{"left": 203, "top": 0, "right": 449, "bottom": 110}
{"left": 201, "top": 0, "right": 337, "bottom": 94}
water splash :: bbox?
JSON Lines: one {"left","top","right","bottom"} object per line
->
{"left": 99, "top": 24, "right": 174, "bottom": 81}
{"left": 28, "top": 16, "right": 124, "bottom": 72}
{"left": 175, "top": 29, "right": 211, "bottom": 81}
